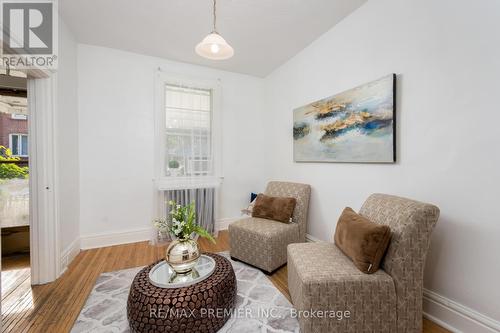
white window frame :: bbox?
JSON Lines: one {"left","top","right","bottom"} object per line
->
{"left": 154, "top": 72, "right": 223, "bottom": 191}
{"left": 9, "top": 133, "right": 29, "bottom": 157}
{"left": 11, "top": 113, "right": 28, "bottom": 120}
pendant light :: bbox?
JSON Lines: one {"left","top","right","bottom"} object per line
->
{"left": 195, "top": 0, "right": 234, "bottom": 60}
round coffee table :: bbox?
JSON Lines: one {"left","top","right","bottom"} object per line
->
{"left": 148, "top": 254, "right": 217, "bottom": 288}
{"left": 127, "top": 253, "right": 236, "bottom": 333}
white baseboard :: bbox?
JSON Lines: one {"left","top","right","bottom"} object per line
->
{"left": 215, "top": 217, "right": 240, "bottom": 232}
{"left": 80, "top": 228, "right": 152, "bottom": 250}
{"left": 80, "top": 218, "right": 242, "bottom": 250}
{"left": 304, "top": 232, "right": 500, "bottom": 333}
{"left": 306, "top": 233, "right": 322, "bottom": 242}
{"left": 60, "top": 237, "right": 81, "bottom": 275}
{"left": 423, "top": 289, "right": 500, "bottom": 333}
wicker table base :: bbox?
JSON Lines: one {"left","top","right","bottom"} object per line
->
{"left": 127, "top": 253, "right": 236, "bottom": 333}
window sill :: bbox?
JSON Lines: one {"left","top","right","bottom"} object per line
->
{"left": 155, "top": 176, "right": 223, "bottom": 190}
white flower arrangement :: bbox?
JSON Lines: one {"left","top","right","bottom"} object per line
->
{"left": 152, "top": 201, "right": 215, "bottom": 243}
{"left": 153, "top": 217, "right": 170, "bottom": 233}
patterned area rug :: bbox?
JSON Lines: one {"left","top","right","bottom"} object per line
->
{"left": 72, "top": 252, "right": 299, "bottom": 332}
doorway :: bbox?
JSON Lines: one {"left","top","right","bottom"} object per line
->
{"left": 0, "top": 69, "right": 31, "bottom": 318}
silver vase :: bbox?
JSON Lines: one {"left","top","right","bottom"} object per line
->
{"left": 165, "top": 238, "right": 200, "bottom": 274}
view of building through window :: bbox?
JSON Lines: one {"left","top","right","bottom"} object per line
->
{"left": 9, "top": 133, "right": 28, "bottom": 156}
{"left": 165, "top": 84, "right": 213, "bottom": 177}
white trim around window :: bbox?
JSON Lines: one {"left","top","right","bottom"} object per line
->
{"left": 153, "top": 71, "right": 223, "bottom": 190}
{"left": 9, "top": 133, "right": 29, "bottom": 157}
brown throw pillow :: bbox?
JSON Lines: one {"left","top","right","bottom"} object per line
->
{"left": 251, "top": 193, "right": 296, "bottom": 223}
{"left": 334, "top": 207, "right": 391, "bottom": 274}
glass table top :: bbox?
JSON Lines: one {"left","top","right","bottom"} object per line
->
{"left": 148, "top": 255, "right": 216, "bottom": 288}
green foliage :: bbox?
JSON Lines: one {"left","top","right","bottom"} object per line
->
{"left": 0, "top": 146, "right": 29, "bottom": 179}
{"left": 168, "top": 160, "right": 180, "bottom": 169}
{"left": 166, "top": 201, "right": 216, "bottom": 243}
{"left": 193, "top": 225, "right": 216, "bottom": 244}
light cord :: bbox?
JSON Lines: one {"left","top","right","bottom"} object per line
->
{"left": 213, "top": 0, "right": 217, "bottom": 33}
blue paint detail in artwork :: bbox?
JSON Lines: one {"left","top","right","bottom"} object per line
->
{"left": 362, "top": 119, "right": 392, "bottom": 131}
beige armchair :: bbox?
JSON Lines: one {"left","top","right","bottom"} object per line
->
{"left": 228, "top": 181, "right": 311, "bottom": 273}
{"left": 287, "top": 193, "right": 440, "bottom": 333}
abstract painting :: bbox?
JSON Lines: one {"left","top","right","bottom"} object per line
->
{"left": 293, "top": 74, "right": 396, "bottom": 163}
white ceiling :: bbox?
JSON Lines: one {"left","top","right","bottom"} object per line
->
{"left": 59, "top": 0, "right": 366, "bottom": 77}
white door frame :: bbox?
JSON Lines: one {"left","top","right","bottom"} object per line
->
{"left": 28, "top": 74, "right": 60, "bottom": 284}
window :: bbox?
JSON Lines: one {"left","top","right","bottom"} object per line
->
{"left": 155, "top": 74, "right": 222, "bottom": 190}
{"left": 11, "top": 113, "right": 27, "bottom": 120}
{"left": 165, "top": 84, "right": 212, "bottom": 177}
{"left": 10, "top": 134, "right": 28, "bottom": 156}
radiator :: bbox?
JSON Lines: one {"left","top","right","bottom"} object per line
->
{"left": 164, "top": 187, "right": 215, "bottom": 234}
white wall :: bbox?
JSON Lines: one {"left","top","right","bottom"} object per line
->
{"left": 77, "top": 45, "right": 267, "bottom": 241}
{"left": 264, "top": 0, "right": 500, "bottom": 330}
{"left": 56, "top": 19, "right": 80, "bottom": 265}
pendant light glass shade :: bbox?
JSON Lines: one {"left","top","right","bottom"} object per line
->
{"left": 195, "top": 0, "right": 234, "bottom": 60}
{"left": 195, "top": 32, "right": 234, "bottom": 60}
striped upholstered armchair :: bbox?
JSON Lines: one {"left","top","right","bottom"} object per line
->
{"left": 228, "top": 181, "right": 311, "bottom": 273}
{"left": 287, "top": 193, "right": 440, "bottom": 333}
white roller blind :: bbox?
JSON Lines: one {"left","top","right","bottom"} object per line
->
{"left": 164, "top": 84, "right": 213, "bottom": 178}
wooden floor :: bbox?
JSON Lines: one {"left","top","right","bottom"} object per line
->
{"left": 1, "top": 231, "right": 449, "bottom": 333}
